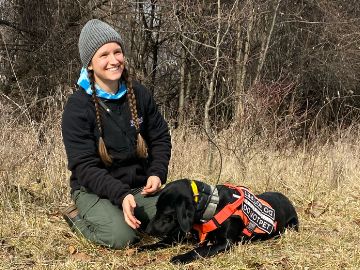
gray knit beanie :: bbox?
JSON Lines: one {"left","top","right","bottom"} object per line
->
{"left": 78, "top": 19, "right": 125, "bottom": 67}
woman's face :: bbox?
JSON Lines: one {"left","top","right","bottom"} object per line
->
{"left": 88, "top": 42, "right": 124, "bottom": 93}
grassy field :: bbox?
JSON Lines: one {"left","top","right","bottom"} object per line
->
{"left": 1, "top": 110, "right": 360, "bottom": 270}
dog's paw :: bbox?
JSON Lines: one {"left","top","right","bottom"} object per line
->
{"left": 170, "top": 251, "right": 199, "bottom": 264}
{"left": 170, "top": 254, "right": 191, "bottom": 264}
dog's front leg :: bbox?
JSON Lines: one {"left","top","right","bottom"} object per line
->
{"left": 137, "top": 237, "right": 174, "bottom": 251}
{"left": 138, "top": 231, "right": 187, "bottom": 252}
{"left": 170, "top": 239, "right": 233, "bottom": 264}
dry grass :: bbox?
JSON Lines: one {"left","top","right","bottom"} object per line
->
{"left": 1, "top": 104, "right": 360, "bottom": 270}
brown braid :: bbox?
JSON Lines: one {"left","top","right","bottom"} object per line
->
{"left": 122, "top": 67, "right": 148, "bottom": 158}
{"left": 88, "top": 70, "right": 112, "bottom": 166}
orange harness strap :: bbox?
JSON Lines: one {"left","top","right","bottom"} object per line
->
{"left": 193, "top": 184, "right": 276, "bottom": 243}
{"left": 193, "top": 184, "right": 244, "bottom": 242}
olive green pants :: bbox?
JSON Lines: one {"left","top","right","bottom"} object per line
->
{"left": 70, "top": 187, "right": 158, "bottom": 249}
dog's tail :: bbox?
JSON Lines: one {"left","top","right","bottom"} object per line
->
{"left": 286, "top": 214, "right": 299, "bottom": 232}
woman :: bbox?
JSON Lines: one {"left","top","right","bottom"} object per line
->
{"left": 61, "top": 19, "right": 171, "bottom": 248}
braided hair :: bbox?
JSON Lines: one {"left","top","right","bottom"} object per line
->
{"left": 88, "top": 70, "right": 112, "bottom": 166}
{"left": 122, "top": 67, "right": 148, "bottom": 158}
{"left": 88, "top": 66, "right": 148, "bottom": 166}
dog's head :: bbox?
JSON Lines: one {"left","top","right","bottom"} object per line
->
{"left": 146, "top": 179, "right": 196, "bottom": 237}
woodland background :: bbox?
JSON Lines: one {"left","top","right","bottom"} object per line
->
{"left": 1, "top": 1, "right": 360, "bottom": 269}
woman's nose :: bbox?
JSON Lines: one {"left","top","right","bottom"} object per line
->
{"left": 109, "top": 53, "right": 120, "bottom": 64}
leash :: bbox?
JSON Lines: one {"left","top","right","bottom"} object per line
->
{"left": 186, "top": 125, "right": 224, "bottom": 225}
{"left": 200, "top": 125, "right": 224, "bottom": 200}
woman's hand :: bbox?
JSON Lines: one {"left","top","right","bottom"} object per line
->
{"left": 122, "top": 194, "right": 141, "bottom": 229}
{"left": 141, "top": 176, "right": 161, "bottom": 195}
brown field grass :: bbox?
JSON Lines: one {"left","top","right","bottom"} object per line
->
{"left": 1, "top": 105, "right": 360, "bottom": 269}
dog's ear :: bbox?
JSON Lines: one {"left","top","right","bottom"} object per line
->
{"left": 176, "top": 198, "right": 195, "bottom": 233}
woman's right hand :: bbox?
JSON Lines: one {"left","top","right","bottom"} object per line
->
{"left": 122, "top": 194, "right": 141, "bottom": 229}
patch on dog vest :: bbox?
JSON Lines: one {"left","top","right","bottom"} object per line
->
{"left": 241, "top": 189, "right": 276, "bottom": 234}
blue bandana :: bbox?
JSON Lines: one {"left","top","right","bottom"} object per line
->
{"left": 77, "top": 67, "right": 127, "bottom": 100}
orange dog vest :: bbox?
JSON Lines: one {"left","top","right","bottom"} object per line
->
{"left": 193, "top": 184, "right": 277, "bottom": 243}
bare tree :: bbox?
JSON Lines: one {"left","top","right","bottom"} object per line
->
{"left": 1, "top": 0, "right": 360, "bottom": 140}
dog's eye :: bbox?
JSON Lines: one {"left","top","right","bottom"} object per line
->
{"left": 163, "top": 215, "right": 173, "bottom": 223}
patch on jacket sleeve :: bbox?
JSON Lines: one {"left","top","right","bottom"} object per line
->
{"left": 241, "top": 189, "right": 276, "bottom": 234}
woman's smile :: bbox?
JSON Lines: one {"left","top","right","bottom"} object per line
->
{"left": 88, "top": 42, "right": 125, "bottom": 94}
{"left": 107, "top": 66, "right": 120, "bottom": 71}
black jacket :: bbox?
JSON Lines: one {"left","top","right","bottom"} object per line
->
{"left": 61, "top": 82, "right": 171, "bottom": 206}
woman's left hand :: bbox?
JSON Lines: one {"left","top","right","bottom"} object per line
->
{"left": 122, "top": 194, "right": 141, "bottom": 229}
{"left": 141, "top": 176, "right": 161, "bottom": 195}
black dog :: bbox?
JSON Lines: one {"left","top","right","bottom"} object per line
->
{"left": 144, "top": 179, "right": 299, "bottom": 264}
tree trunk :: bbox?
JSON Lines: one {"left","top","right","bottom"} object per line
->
{"left": 253, "top": 0, "right": 281, "bottom": 84}
{"left": 178, "top": 42, "right": 186, "bottom": 127}
{"left": 204, "top": 0, "right": 221, "bottom": 173}
{"left": 235, "top": 2, "right": 254, "bottom": 123}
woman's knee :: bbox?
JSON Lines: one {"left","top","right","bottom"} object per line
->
{"left": 98, "top": 223, "right": 139, "bottom": 249}
{"left": 73, "top": 218, "right": 138, "bottom": 249}
{"left": 74, "top": 192, "right": 139, "bottom": 249}
{"left": 88, "top": 207, "right": 139, "bottom": 249}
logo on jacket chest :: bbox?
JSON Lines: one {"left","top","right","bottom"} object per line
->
{"left": 130, "top": 116, "right": 143, "bottom": 127}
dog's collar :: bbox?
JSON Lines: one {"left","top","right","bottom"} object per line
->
{"left": 201, "top": 185, "right": 219, "bottom": 222}
{"left": 190, "top": 180, "right": 219, "bottom": 222}
{"left": 190, "top": 180, "right": 199, "bottom": 203}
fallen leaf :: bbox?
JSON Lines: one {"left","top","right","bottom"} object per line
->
{"left": 68, "top": 245, "right": 77, "bottom": 254}
{"left": 62, "top": 231, "right": 73, "bottom": 239}
{"left": 125, "top": 248, "right": 137, "bottom": 256}
{"left": 304, "top": 201, "right": 328, "bottom": 217}
{"left": 279, "top": 256, "right": 291, "bottom": 268}
{"left": 71, "top": 252, "right": 91, "bottom": 261}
